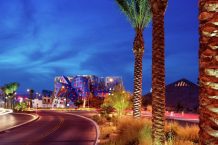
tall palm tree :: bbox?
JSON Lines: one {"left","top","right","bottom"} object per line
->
{"left": 199, "top": 0, "right": 218, "bottom": 144}
{"left": 150, "top": 0, "right": 168, "bottom": 144}
{"left": 116, "top": 0, "right": 151, "bottom": 118}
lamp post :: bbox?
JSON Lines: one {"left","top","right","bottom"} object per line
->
{"left": 61, "top": 86, "right": 67, "bottom": 108}
{"left": 27, "top": 89, "right": 34, "bottom": 108}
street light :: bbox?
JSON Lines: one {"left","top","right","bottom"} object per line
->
{"left": 27, "top": 89, "right": 34, "bottom": 108}
{"left": 109, "top": 78, "right": 113, "bottom": 82}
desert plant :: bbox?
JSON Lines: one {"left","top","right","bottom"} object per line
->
{"left": 92, "top": 115, "right": 107, "bottom": 125}
{"left": 115, "top": 118, "right": 152, "bottom": 145}
{"left": 99, "top": 118, "right": 199, "bottom": 145}
{"left": 14, "top": 102, "right": 27, "bottom": 111}
{"left": 103, "top": 90, "right": 131, "bottom": 118}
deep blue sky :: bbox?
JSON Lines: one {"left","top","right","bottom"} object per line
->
{"left": 0, "top": 0, "right": 198, "bottom": 94}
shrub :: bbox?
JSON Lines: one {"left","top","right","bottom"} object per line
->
{"left": 115, "top": 117, "right": 151, "bottom": 145}
{"left": 165, "top": 121, "right": 199, "bottom": 143}
{"left": 100, "top": 105, "right": 114, "bottom": 116}
{"left": 139, "top": 125, "right": 152, "bottom": 145}
{"left": 99, "top": 118, "right": 199, "bottom": 145}
{"left": 14, "top": 102, "right": 27, "bottom": 111}
{"left": 176, "top": 124, "right": 199, "bottom": 143}
{"left": 92, "top": 115, "right": 107, "bottom": 125}
{"left": 100, "top": 125, "right": 116, "bottom": 140}
{"left": 103, "top": 90, "right": 131, "bottom": 118}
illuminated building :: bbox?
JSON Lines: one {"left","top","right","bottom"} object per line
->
{"left": 53, "top": 75, "right": 123, "bottom": 107}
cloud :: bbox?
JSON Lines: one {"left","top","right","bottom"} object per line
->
{"left": 0, "top": 0, "right": 198, "bottom": 94}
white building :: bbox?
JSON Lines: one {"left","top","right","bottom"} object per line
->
{"left": 32, "top": 99, "right": 43, "bottom": 108}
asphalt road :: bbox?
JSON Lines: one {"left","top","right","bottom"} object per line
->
{"left": 0, "top": 111, "right": 97, "bottom": 145}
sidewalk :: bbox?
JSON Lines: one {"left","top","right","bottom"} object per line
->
{"left": 0, "top": 113, "right": 38, "bottom": 132}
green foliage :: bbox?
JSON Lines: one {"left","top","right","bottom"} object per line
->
{"left": 116, "top": 0, "right": 152, "bottom": 29}
{"left": 15, "top": 102, "right": 27, "bottom": 111}
{"left": 139, "top": 124, "right": 152, "bottom": 144}
{"left": 1, "top": 82, "right": 19, "bottom": 109}
{"left": 2, "top": 82, "right": 19, "bottom": 98}
{"left": 100, "top": 105, "right": 114, "bottom": 116}
{"left": 103, "top": 90, "right": 131, "bottom": 118}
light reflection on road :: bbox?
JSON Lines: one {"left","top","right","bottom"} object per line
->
{"left": 0, "top": 108, "right": 13, "bottom": 116}
{"left": 0, "top": 114, "right": 17, "bottom": 131}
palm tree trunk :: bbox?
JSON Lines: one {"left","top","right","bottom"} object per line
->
{"left": 83, "top": 98, "right": 86, "bottom": 108}
{"left": 133, "top": 29, "right": 144, "bottom": 118}
{"left": 151, "top": 1, "right": 168, "bottom": 144}
{"left": 4, "top": 97, "right": 6, "bottom": 108}
{"left": 199, "top": 0, "right": 218, "bottom": 144}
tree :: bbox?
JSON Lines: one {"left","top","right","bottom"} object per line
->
{"left": 28, "top": 89, "right": 34, "bottom": 108}
{"left": 104, "top": 89, "right": 131, "bottom": 118}
{"left": 2, "top": 82, "right": 20, "bottom": 109}
{"left": 199, "top": 0, "right": 218, "bottom": 144}
{"left": 150, "top": 0, "right": 168, "bottom": 144}
{"left": 116, "top": 0, "right": 151, "bottom": 118}
{"left": 74, "top": 98, "right": 83, "bottom": 108}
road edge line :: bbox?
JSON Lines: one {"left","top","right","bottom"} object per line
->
{"left": 64, "top": 112, "right": 100, "bottom": 145}
{"left": 0, "top": 113, "right": 39, "bottom": 133}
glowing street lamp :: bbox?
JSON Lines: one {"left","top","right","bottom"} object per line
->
{"left": 109, "top": 78, "right": 113, "bottom": 82}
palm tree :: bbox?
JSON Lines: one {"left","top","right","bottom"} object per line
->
{"left": 150, "top": 0, "right": 168, "bottom": 144}
{"left": 116, "top": 0, "right": 151, "bottom": 118}
{"left": 2, "top": 82, "right": 19, "bottom": 109}
{"left": 199, "top": 0, "right": 218, "bottom": 144}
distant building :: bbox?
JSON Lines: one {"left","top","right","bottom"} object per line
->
{"left": 41, "top": 90, "right": 53, "bottom": 108}
{"left": 32, "top": 99, "right": 43, "bottom": 108}
{"left": 42, "top": 90, "right": 53, "bottom": 98}
{"left": 143, "top": 78, "right": 199, "bottom": 112}
{"left": 53, "top": 75, "right": 123, "bottom": 108}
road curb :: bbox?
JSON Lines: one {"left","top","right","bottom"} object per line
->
{"left": 0, "top": 113, "right": 39, "bottom": 133}
{"left": 64, "top": 112, "right": 100, "bottom": 145}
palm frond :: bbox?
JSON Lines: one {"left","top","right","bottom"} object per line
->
{"left": 116, "top": 0, "right": 152, "bottom": 29}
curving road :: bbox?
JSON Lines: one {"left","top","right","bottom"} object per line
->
{"left": 0, "top": 111, "right": 97, "bottom": 145}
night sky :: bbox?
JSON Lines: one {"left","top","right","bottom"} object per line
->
{"left": 0, "top": 0, "right": 198, "bottom": 94}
